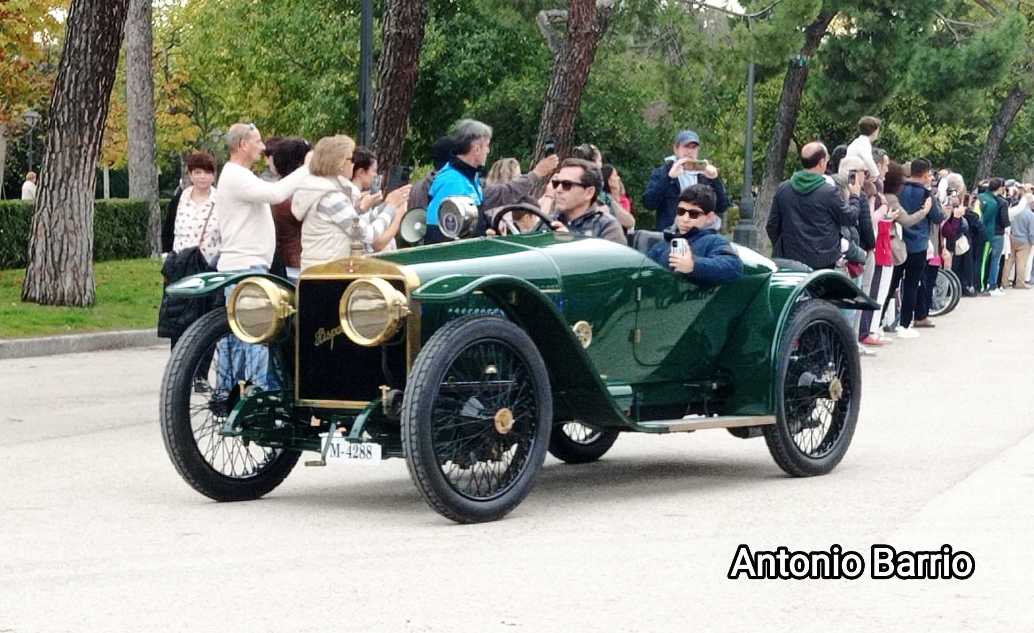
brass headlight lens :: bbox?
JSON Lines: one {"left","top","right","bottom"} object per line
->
{"left": 227, "top": 277, "right": 295, "bottom": 344}
{"left": 339, "top": 278, "right": 409, "bottom": 347}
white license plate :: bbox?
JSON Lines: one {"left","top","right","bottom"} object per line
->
{"left": 322, "top": 437, "right": 382, "bottom": 464}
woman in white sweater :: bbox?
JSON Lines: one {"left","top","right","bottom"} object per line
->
{"left": 292, "top": 135, "right": 409, "bottom": 270}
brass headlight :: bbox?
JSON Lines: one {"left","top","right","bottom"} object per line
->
{"left": 339, "top": 278, "right": 410, "bottom": 347}
{"left": 227, "top": 277, "right": 295, "bottom": 344}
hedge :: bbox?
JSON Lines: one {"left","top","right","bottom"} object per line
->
{"left": 0, "top": 199, "right": 169, "bottom": 269}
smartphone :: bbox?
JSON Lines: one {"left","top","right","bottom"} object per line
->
{"left": 370, "top": 174, "right": 383, "bottom": 194}
{"left": 543, "top": 139, "right": 557, "bottom": 157}
{"left": 684, "top": 159, "right": 709, "bottom": 172}
{"left": 848, "top": 170, "right": 859, "bottom": 186}
{"left": 670, "top": 238, "right": 689, "bottom": 256}
{"left": 385, "top": 165, "right": 413, "bottom": 193}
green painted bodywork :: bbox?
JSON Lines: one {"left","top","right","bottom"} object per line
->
{"left": 186, "top": 232, "right": 878, "bottom": 448}
{"left": 379, "top": 233, "right": 874, "bottom": 426}
{"left": 165, "top": 271, "right": 294, "bottom": 297}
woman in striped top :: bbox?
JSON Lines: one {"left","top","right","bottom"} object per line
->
{"left": 292, "top": 135, "right": 410, "bottom": 270}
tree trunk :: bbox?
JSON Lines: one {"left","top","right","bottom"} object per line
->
{"left": 371, "top": 0, "right": 428, "bottom": 178}
{"left": 753, "top": 11, "right": 835, "bottom": 251}
{"left": 975, "top": 84, "right": 1029, "bottom": 183}
{"left": 126, "top": 0, "right": 160, "bottom": 256}
{"left": 22, "top": 0, "right": 130, "bottom": 307}
{"left": 0, "top": 125, "right": 7, "bottom": 200}
{"left": 533, "top": 0, "right": 615, "bottom": 161}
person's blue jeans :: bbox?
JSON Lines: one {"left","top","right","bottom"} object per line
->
{"left": 985, "top": 235, "right": 1005, "bottom": 290}
{"left": 217, "top": 265, "right": 280, "bottom": 392}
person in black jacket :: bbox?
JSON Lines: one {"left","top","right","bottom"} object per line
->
{"left": 766, "top": 142, "right": 861, "bottom": 270}
{"left": 161, "top": 186, "right": 184, "bottom": 255}
{"left": 643, "top": 130, "right": 729, "bottom": 230}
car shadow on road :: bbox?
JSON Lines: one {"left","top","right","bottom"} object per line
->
{"left": 258, "top": 452, "right": 786, "bottom": 521}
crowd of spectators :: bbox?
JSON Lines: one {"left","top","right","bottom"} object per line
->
{"left": 159, "top": 113, "right": 1030, "bottom": 364}
{"left": 767, "top": 115, "right": 1034, "bottom": 353}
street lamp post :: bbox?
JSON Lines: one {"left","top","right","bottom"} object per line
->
{"left": 23, "top": 110, "right": 41, "bottom": 173}
{"left": 732, "top": 62, "right": 759, "bottom": 250}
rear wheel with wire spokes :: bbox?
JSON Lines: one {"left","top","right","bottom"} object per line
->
{"left": 548, "top": 422, "right": 619, "bottom": 464}
{"left": 402, "top": 316, "right": 552, "bottom": 523}
{"left": 160, "top": 308, "right": 298, "bottom": 501}
{"left": 764, "top": 300, "right": 861, "bottom": 477}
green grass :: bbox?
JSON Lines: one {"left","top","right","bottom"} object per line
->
{"left": 0, "top": 258, "right": 163, "bottom": 339}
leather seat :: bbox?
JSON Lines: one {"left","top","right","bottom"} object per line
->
{"left": 628, "top": 229, "right": 664, "bottom": 255}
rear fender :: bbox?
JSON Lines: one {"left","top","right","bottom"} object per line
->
{"left": 769, "top": 269, "right": 875, "bottom": 405}
{"left": 166, "top": 271, "right": 294, "bottom": 298}
{"left": 413, "top": 275, "right": 629, "bottom": 427}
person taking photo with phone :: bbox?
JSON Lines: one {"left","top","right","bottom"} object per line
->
{"left": 643, "top": 129, "right": 729, "bottom": 230}
{"left": 647, "top": 184, "right": 742, "bottom": 286}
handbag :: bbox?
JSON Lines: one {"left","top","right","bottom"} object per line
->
{"left": 954, "top": 234, "right": 971, "bottom": 256}
{"left": 891, "top": 225, "right": 907, "bottom": 266}
{"left": 157, "top": 206, "right": 218, "bottom": 339}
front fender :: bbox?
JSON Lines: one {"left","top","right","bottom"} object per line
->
{"left": 166, "top": 271, "right": 294, "bottom": 298}
{"left": 415, "top": 274, "right": 630, "bottom": 428}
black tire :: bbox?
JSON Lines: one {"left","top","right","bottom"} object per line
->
{"left": 764, "top": 300, "right": 860, "bottom": 477}
{"left": 402, "top": 316, "right": 552, "bottom": 523}
{"left": 548, "top": 422, "right": 619, "bottom": 464}
{"left": 160, "top": 307, "right": 299, "bottom": 501}
{"left": 930, "top": 268, "right": 961, "bottom": 317}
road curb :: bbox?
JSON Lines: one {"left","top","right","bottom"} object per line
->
{"left": 0, "top": 329, "right": 163, "bottom": 360}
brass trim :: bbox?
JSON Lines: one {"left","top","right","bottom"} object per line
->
{"left": 572, "top": 321, "right": 593, "bottom": 348}
{"left": 294, "top": 257, "right": 423, "bottom": 407}
{"left": 338, "top": 277, "right": 410, "bottom": 347}
{"left": 829, "top": 377, "right": 844, "bottom": 401}
{"left": 227, "top": 277, "right": 295, "bottom": 344}
{"left": 494, "top": 408, "right": 515, "bottom": 434}
{"left": 297, "top": 398, "right": 371, "bottom": 410}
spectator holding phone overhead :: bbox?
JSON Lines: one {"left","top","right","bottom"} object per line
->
{"left": 644, "top": 129, "right": 729, "bottom": 230}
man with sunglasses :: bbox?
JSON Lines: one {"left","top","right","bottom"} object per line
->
{"left": 647, "top": 184, "right": 743, "bottom": 285}
{"left": 549, "top": 158, "right": 626, "bottom": 245}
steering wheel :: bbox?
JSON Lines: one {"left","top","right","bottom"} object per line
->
{"left": 490, "top": 203, "right": 558, "bottom": 236}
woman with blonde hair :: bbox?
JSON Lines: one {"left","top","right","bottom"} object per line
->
{"left": 291, "top": 135, "right": 410, "bottom": 270}
{"left": 486, "top": 158, "right": 522, "bottom": 186}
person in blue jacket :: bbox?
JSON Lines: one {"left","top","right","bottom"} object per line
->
{"left": 643, "top": 130, "right": 729, "bottom": 230}
{"left": 648, "top": 184, "right": 743, "bottom": 286}
{"left": 425, "top": 119, "right": 491, "bottom": 244}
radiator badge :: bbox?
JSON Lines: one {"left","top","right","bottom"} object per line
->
{"left": 314, "top": 326, "right": 344, "bottom": 350}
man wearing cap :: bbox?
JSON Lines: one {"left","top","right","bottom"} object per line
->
{"left": 643, "top": 130, "right": 729, "bottom": 231}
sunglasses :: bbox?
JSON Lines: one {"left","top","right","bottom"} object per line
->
{"left": 551, "top": 179, "right": 587, "bottom": 192}
{"left": 676, "top": 206, "right": 706, "bottom": 219}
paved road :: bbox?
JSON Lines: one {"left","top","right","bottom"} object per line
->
{"left": 2, "top": 290, "right": 1033, "bottom": 633}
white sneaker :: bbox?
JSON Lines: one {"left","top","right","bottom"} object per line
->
{"left": 858, "top": 344, "right": 878, "bottom": 357}
{"left": 990, "top": 288, "right": 1006, "bottom": 296}
{"left": 897, "top": 327, "right": 919, "bottom": 339}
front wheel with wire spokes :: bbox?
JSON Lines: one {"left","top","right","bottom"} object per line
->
{"left": 764, "top": 300, "right": 861, "bottom": 477}
{"left": 402, "top": 316, "right": 552, "bottom": 523}
{"left": 160, "top": 308, "right": 299, "bottom": 501}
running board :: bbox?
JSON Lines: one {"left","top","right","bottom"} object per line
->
{"left": 637, "top": 415, "right": 776, "bottom": 433}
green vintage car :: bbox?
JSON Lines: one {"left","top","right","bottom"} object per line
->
{"left": 160, "top": 222, "right": 877, "bottom": 523}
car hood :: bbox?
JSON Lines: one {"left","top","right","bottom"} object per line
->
{"left": 372, "top": 233, "right": 648, "bottom": 293}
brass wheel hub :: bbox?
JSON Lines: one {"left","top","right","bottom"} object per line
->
{"left": 828, "top": 377, "right": 844, "bottom": 401}
{"left": 494, "top": 408, "right": 515, "bottom": 434}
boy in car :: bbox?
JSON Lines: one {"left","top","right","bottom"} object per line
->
{"left": 648, "top": 184, "right": 743, "bottom": 285}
